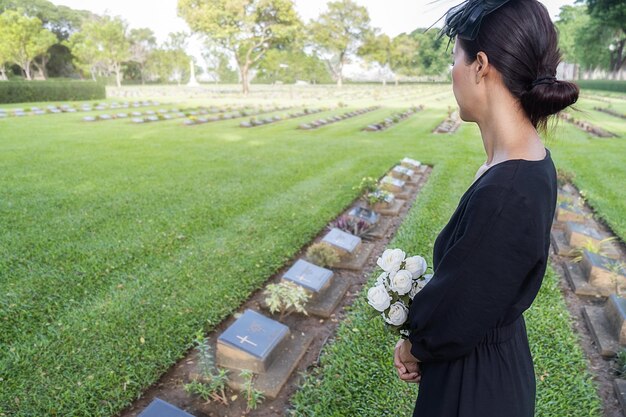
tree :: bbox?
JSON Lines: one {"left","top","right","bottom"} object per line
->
{"left": 555, "top": 4, "right": 614, "bottom": 76}
{"left": 308, "top": 0, "right": 372, "bottom": 87}
{"left": 67, "top": 16, "right": 130, "bottom": 87}
{"left": 254, "top": 47, "right": 331, "bottom": 84}
{"left": 585, "top": 0, "right": 626, "bottom": 76}
{"left": 0, "top": 0, "right": 93, "bottom": 77}
{"left": 357, "top": 31, "right": 392, "bottom": 85}
{"left": 389, "top": 33, "right": 420, "bottom": 84}
{"left": 144, "top": 33, "right": 191, "bottom": 84}
{"left": 164, "top": 31, "right": 191, "bottom": 85}
{"left": 411, "top": 29, "right": 450, "bottom": 77}
{"left": 0, "top": 48, "right": 9, "bottom": 80}
{"left": 0, "top": 0, "right": 91, "bottom": 40}
{"left": 129, "top": 28, "right": 156, "bottom": 84}
{"left": 0, "top": 10, "right": 56, "bottom": 80}
{"left": 178, "top": 0, "right": 302, "bottom": 94}
{"left": 202, "top": 46, "right": 238, "bottom": 83}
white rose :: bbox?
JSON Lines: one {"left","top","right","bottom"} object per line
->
{"left": 389, "top": 269, "right": 413, "bottom": 295}
{"left": 384, "top": 301, "right": 409, "bottom": 326}
{"left": 376, "top": 271, "right": 389, "bottom": 288}
{"left": 377, "top": 248, "right": 406, "bottom": 273}
{"left": 367, "top": 285, "right": 392, "bottom": 312}
{"left": 405, "top": 256, "right": 427, "bottom": 278}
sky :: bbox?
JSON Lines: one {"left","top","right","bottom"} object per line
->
{"left": 48, "top": 0, "right": 577, "bottom": 69}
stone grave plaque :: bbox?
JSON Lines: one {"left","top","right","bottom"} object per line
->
{"left": 146, "top": 115, "right": 159, "bottom": 122}
{"left": 565, "top": 221, "right": 604, "bottom": 248}
{"left": 116, "top": 113, "right": 128, "bottom": 118}
{"left": 131, "top": 118, "right": 145, "bottom": 124}
{"left": 138, "top": 398, "right": 195, "bottom": 417}
{"left": 606, "top": 294, "right": 626, "bottom": 345}
{"left": 581, "top": 250, "right": 626, "bottom": 289}
{"left": 282, "top": 259, "right": 333, "bottom": 293}
{"left": 391, "top": 165, "right": 415, "bottom": 181}
{"left": 614, "top": 380, "right": 626, "bottom": 417}
{"left": 322, "top": 227, "right": 362, "bottom": 257}
{"left": 555, "top": 202, "right": 586, "bottom": 223}
{"left": 401, "top": 157, "right": 421, "bottom": 170}
{"left": 380, "top": 176, "right": 405, "bottom": 194}
{"left": 0, "top": 113, "right": 6, "bottom": 118}
{"left": 348, "top": 206, "right": 379, "bottom": 226}
{"left": 99, "top": 114, "right": 112, "bottom": 120}
{"left": 33, "top": 110, "right": 46, "bottom": 115}
{"left": 83, "top": 116, "right": 96, "bottom": 122}
{"left": 66, "top": 108, "right": 77, "bottom": 113}
{"left": 217, "top": 309, "right": 289, "bottom": 373}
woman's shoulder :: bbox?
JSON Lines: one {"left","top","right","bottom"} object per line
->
{"left": 467, "top": 156, "right": 557, "bottom": 222}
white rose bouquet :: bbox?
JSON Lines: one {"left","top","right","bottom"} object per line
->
{"left": 367, "top": 248, "right": 432, "bottom": 338}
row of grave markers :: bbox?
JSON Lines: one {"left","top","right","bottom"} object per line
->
{"left": 136, "top": 157, "right": 429, "bottom": 416}
{"left": 0, "top": 100, "right": 162, "bottom": 118}
{"left": 362, "top": 105, "right": 424, "bottom": 132}
{"left": 559, "top": 112, "right": 618, "bottom": 138}
{"left": 549, "top": 182, "right": 626, "bottom": 413}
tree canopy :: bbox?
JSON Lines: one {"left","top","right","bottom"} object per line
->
{"left": 178, "top": 0, "right": 302, "bottom": 94}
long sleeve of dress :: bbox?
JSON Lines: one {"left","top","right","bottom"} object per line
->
{"left": 408, "top": 183, "right": 544, "bottom": 363}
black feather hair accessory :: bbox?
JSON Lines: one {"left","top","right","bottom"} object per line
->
{"left": 441, "top": 0, "right": 515, "bottom": 40}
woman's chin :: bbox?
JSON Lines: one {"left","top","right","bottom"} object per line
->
{"left": 458, "top": 110, "right": 473, "bottom": 123}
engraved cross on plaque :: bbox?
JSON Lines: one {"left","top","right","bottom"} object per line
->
{"left": 297, "top": 265, "right": 313, "bottom": 283}
{"left": 237, "top": 335, "right": 258, "bottom": 347}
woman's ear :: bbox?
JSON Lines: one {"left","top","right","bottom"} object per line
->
{"left": 475, "top": 51, "right": 490, "bottom": 84}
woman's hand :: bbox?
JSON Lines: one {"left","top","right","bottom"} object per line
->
{"left": 394, "top": 339, "right": 422, "bottom": 384}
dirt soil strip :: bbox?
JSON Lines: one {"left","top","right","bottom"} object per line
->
{"left": 118, "top": 167, "right": 432, "bottom": 417}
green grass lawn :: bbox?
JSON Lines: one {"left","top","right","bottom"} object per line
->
{"left": 0, "top": 85, "right": 623, "bottom": 416}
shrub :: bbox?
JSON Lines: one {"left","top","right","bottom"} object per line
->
{"left": 575, "top": 80, "right": 626, "bottom": 94}
{"left": 263, "top": 281, "right": 310, "bottom": 320}
{"left": 306, "top": 242, "right": 340, "bottom": 267}
{"left": 0, "top": 80, "right": 106, "bottom": 104}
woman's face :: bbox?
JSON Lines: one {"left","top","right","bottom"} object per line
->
{"left": 451, "top": 40, "right": 479, "bottom": 123}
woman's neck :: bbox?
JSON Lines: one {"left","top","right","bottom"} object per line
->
{"left": 475, "top": 92, "right": 545, "bottom": 167}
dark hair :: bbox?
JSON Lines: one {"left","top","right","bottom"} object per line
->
{"left": 457, "top": 0, "right": 579, "bottom": 131}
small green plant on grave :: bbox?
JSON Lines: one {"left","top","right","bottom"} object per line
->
{"left": 239, "top": 369, "right": 264, "bottom": 412}
{"left": 263, "top": 281, "right": 310, "bottom": 320}
{"left": 569, "top": 237, "right": 618, "bottom": 263}
{"left": 353, "top": 176, "right": 378, "bottom": 194}
{"left": 556, "top": 168, "right": 575, "bottom": 187}
{"left": 615, "top": 349, "right": 626, "bottom": 377}
{"left": 607, "top": 260, "right": 626, "bottom": 296}
{"left": 306, "top": 242, "right": 340, "bottom": 268}
{"left": 365, "top": 189, "right": 392, "bottom": 207}
{"left": 183, "top": 330, "right": 229, "bottom": 404}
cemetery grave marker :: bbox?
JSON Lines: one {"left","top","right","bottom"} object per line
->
{"left": 583, "top": 294, "right": 626, "bottom": 357}
{"left": 216, "top": 309, "right": 314, "bottom": 398}
{"left": 322, "top": 228, "right": 374, "bottom": 271}
{"left": 281, "top": 259, "right": 349, "bottom": 317}
{"left": 138, "top": 398, "right": 195, "bottom": 417}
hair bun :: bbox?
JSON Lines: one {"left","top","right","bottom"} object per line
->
{"left": 520, "top": 80, "right": 579, "bottom": 130}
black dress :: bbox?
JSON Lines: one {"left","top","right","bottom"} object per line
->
{"left": 407, "top": 147, "right": 557, "bottom": 417}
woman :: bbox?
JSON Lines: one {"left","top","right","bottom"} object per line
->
{"left": 393, "top": 0, "right": 579, "bottom": 416}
